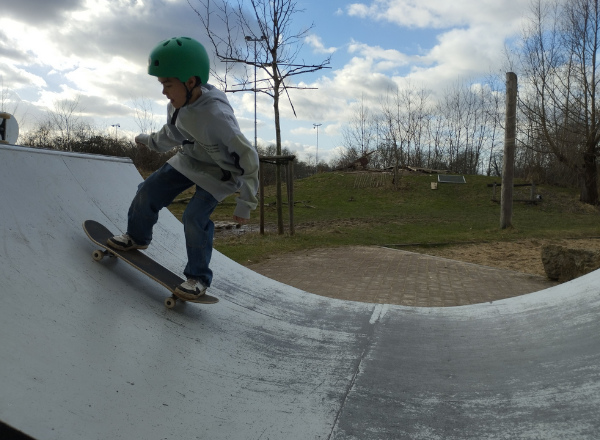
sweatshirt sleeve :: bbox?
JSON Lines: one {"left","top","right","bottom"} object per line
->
{"left": 135, "top": 106, "right": 185, "bottom": 153}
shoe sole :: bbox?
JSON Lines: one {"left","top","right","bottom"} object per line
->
{"left": 106, "top": 239, "right": 148, "bottom": 251}
{"left": 174, "top": 288, "right": 207, "bottom": 301}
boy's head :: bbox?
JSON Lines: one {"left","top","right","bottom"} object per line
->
{"left": 157, "top": 76, "right": 201, "bottom": 109}
{"left": 148, "top": 37, "right": 210, "bottom": 108}
{"left": 147, "top": 37, "right": 210, "bottom": 85}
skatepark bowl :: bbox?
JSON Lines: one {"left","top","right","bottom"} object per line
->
{"left": 1, "top": 143, "right": 599, "bottom": 439}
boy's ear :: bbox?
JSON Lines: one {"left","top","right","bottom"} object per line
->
{"left": 185, "top": 76, "right": 198, "bottom": 89}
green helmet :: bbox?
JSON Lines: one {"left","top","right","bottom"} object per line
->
{"left": 147, "top": 37, "right": 210, "bottom": 84}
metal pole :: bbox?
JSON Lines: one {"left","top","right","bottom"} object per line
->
{"left": 111, "top": 124, "right": 120, "bottom": 141}
{"left": 246, "top": 36, "right": 266, "bottom": 234}
{"left": 245, "top": 36, "right": 265, "bottom": 150}
{"left": 313, "top": 123, "right": 321, "bottom": 173}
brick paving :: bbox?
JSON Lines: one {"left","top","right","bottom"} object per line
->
{"left": 247, "top": 246, "right": 557, "bottom": 307}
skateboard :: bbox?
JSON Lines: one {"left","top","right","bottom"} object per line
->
{"left": 0, "top": 112, "right": 19, "bottom": 145}
{"left": 83, "top": 220, "right": 219, "bottom": 308}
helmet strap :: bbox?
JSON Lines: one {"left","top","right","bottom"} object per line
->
{"left": 183, "top": 76, "right": 202, "bottom": 107}
{"left": 183, "top": 88, "right": 193, "bottom": 107}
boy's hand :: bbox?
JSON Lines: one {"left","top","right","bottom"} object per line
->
{"left": 233, "top": 215, "right": 248, "bottom": 225}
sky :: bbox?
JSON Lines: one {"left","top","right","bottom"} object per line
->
{"left": 1, "top": 0, "right": 535, "bottom": 165}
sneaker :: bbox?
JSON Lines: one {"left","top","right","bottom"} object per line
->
{"left": 107, "top": 233, "right": 148, "bottom": 251}
{"left": 175, "top": 278, "right": 207, "bottom": 300}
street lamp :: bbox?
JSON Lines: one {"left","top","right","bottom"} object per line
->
{"left": 245, "top": 35, "right": 266, "bottom": 150}
{"left": 313, "top": 123, "right": 322, "bottom": 173}
{"left": 111, "top": 124, "right": 120, "bottom": 141}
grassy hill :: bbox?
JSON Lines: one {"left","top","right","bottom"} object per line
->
{"left": 167, "top": 171, "right": 600, "bottom": 265}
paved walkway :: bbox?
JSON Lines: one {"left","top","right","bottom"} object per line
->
{"left": 248, "top": 246, "right": 557, "bottom": 307}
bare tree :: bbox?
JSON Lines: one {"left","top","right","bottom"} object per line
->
{"left": 482, "top": 76, "right": 505, "bottom": 176}
{"left": 21, "top": 96, "right": 99, "bottom": 152}
{"left": 378, "top": 84, "right": 432, "bottom": 185}
{"left": 342, "top": 95, "right": 376, "bottom": 158}
{"left": 47, "top": 96, "right": 83, "bottom": 152}
{"left": 516, "top": 0, "right": 600, "bottom": 204}
{"left": 437, "top": 82, "right": 470, "bottom": 173}
{"left": 1, "top": 76, "right": 27, "bottom": 130}
{"left": 379, "top": 89, "right": 401, "bottom": 178}
{"left": 132, "top": 97, "right": 158, "bottom": 134}
{"left": 1, "top": 76, "right": 17, "bottom": 114}
{"left": 396, "top": 86, "right": 431, "bottom": 169}
{"left": 340, "top": 79, "right": 504, "bottom": 177}
{"left": 190, "top": 0, "right": 331, "bottom": 233}
{"left": 430, "top": 80, "right": 501, "bottom": 174}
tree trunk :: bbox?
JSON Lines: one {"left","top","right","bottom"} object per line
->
{"left": 273, "top": 76, "right": 284, "bottom": 234}
{"left": 501, "top": 72, "right": 517, "bottom": 229}
{"left": 581, "top": 149, "right": 599, "bottom": 204}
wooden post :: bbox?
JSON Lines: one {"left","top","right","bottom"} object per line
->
{"left": 276, "top": 163, "right": 284, "bottom": 235}
{"left": 501, "top": 72, "right": 517, "bottom": 229}
{"left": 259, "top": 161, "right": 265, "bottom": 235}
{"left": 287, "top": 159, "right": 295, "bottom": 235}
{"left": 258, "top": 155, "right": 295, "bottom": 235}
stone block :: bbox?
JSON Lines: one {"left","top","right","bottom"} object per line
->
{"left": 541, "top": 244, "right": 600, "bottom": 282}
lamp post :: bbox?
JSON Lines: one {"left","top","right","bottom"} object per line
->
{"left": 313, "top": 123, "right": 321, "bottom": 173}
{"left": 245, "top": 35, "right": 266, "bottom": 150}
{"left": 111, "top": 124, "right": 120, "bottom": 142}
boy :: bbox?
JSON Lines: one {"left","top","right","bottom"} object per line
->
{"left": 108, "top": 37, "right": 259, "bottom": 301}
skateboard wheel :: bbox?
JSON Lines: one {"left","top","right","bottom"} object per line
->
{"left": 165, "top": 296, "right": 177, "bottom": 309}
{"left": 92, "top": 250, "right": 105, "bottom": 261}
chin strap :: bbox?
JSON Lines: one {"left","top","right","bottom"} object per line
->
{"left": 170, "top": 108, "right": 180, "bottom": 125}
{"left": 183, "top": 76, "right": 202, "bottom": 107}
{"left": 183, "top": 87, "right": 194, "bottom": 107}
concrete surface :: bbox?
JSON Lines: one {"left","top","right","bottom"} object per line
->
{"left": 1, "top": 144, "right": 599, "bottom": 439}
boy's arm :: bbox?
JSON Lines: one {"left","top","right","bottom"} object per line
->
{"left": 135, "top": 107, "right": 185, "bottom": 152}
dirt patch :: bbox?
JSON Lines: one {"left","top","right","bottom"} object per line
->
{"left": 405, "top": 238, "right": 600, "bottom": 277}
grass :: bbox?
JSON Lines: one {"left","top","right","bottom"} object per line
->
{"left": 163, "top": 170, "right": 600, "bottom": 265}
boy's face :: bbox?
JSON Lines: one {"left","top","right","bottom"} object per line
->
{"left": 158, "top": 77, "right": 187, "bottom": 109}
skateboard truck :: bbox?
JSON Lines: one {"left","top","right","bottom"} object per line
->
{"left": 92, "top": 249, "right": 117, "bottom": 261}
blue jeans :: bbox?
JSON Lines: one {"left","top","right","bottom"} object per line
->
{"left": 127, "top": 163, "right": 218, "bottom": 287}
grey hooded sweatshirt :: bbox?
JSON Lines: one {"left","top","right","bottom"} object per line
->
{"left": 135, "top": 84, "right": 259, "bottom": 219}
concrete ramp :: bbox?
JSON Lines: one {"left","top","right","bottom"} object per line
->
{"left": 1, "top": 144, "right": 599, "bottom": 439}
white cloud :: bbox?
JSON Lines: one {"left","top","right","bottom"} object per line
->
{"left": 0, "top": 0, "right": 208, "bottom": 133}
{"left": 0, "top": 63, "right": 47, "bottom": 90}
{"left": 2, "top": 0, "right": 85, "bottom": 24}
{"left": 347, "top": 0, "right": 530, "bottom": 30}
{"left": 348, "top": 40, "right": 414, "bottom": 71}
{"left": 305, "top": 35, "right": 337, "bottom": 55}
{"left": 347, "top": 3, "right": 373, "bottom": 20}
{"left": 338, "top": 0, "right": 532, "bottom": 102}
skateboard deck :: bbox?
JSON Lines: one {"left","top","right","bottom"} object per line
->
{"left": 83, "top": 220, "right": 218, "bottom": 308}
{"left": 0, "top": 112, "right": 19, "bottom": 145}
